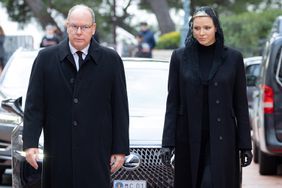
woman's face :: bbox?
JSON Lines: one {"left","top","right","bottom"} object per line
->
{"left": 192, "top": 16, "right": 216, "bottom": 46}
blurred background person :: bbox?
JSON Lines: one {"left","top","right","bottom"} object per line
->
{"left": 138, "top": 21, "right": 156, "bottom": 58}
{"left": 40, "top": 24, "right": 60, "bottom": 47}
{"left": 0, "top": 25, "right": 5, "bottom": 74}
{"left": 134, "top": 33, "right": 151, "bottom": 58}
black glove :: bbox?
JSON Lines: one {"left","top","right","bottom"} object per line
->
{"left": 159, "top": 147, "right": 174, "bottom": 166}
{"left": 240, "top": 150, "right": 253, "bottom": 167}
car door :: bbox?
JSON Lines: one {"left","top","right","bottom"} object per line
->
{"left": 273, "top": 44, "right": 282, "bottom": 142}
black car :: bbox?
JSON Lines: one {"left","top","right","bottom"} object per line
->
{"left": 250, "top": 16, "right": 282, "bottom": 175}
{"left": 0, "top": 48, "right": 174, "bottom": 188}
{"left": 269, "top": 15, "right": 282, "bottom": 37}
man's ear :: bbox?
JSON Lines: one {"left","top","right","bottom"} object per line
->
{"left": 92, "top": 23, "right": 97, "bottom": 35}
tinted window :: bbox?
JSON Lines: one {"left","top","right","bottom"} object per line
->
{"left": 275, "top": 48, "right": 282, "bottom": 78}
{"left": 246, "top": 64, "right": 260, "bottom": 77}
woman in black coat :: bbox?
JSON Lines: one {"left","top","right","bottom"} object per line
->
{"left": 160, "top": 6, "right": 252, "bottom": 188}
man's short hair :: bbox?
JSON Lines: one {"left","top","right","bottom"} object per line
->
{"left": 67, "top": 4, "right": 96, "bottom": 23}
{"left": 140, "top": 22, "right": 148, "bottom": 26}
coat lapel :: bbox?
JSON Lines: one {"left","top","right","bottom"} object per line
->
{"left": 56, "top": 40, "right": 76, "bottom": 95}
{"left": 208, "top": 46, "right": 227, "bottom": 82}
{"left": 86, "top": 38, "right": 103, "bottom": 64}
{"left": 56, "top": 38, "right": 104, "bottom": 96}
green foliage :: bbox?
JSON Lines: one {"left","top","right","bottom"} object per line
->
{"left": 156, "top": 31, "right": 180, "bottom": 49}
{"left": 0, "top": 0, "right": 118, "bottom": 41}
{"left": 1, "top": 0, "right": 281, "bottom": 49}
{"left": 221, "top": 9, "right": 282, "bottom": 57}
{"left": 190, "top": 0, "right": 263, "bottom": 14}
{"left": 139, "top": 0, "right": 182, "bottom": 10}
{"left": 0, "top": 0, "right": 33, "bottom": 26}
{"left": 49, "top": 0, "right": 101, "bottom": 16}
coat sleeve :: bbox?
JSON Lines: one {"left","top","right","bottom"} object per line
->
{"left": 233, "top": 52, "right": 252, "bottom": 150}
{"left": 23, "top": 52, "right": 45, "bottom": 150}
{"left": 162, "top": 50, "right": 180, "bottom": 147}
{"left": 111, "top": 56, "right": 130, "bottom": 155}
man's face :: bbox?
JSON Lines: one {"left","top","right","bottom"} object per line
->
{"left": 67, "top": 8, "right": 96, "bottom": 50}
{"left": 140, "top": 25, "right": 148, "bottom": 31}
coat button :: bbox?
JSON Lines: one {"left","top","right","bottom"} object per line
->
{"left": 217, "top": 117, "right": 221, "bottom": 122}
{"left": 73, "top": 121, "right": 78, "bottom": 126}
{"left": 216, "top": 100, "right": 220, "bottom": 104}
{"left": 70, "top": 78, "right": 75, "bottom": 84}
{"left": 73, "top": 98, "right": 79, "bottom": 103}
{"left": 214, "top": 82, "right": 218, "bottom": 86}
{"left": 219, "top": 136, "right": 223, "bottom": 140}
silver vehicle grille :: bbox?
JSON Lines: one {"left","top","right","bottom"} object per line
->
{"left": 111, "top": 147, "right": 174, "bottom": 188}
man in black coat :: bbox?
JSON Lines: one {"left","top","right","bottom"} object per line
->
{"left": 23, "top": 4, "right": 129, "bottom": 188}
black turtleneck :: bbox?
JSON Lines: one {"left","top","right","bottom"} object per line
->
{"left": 198, "top": 42, "right": 215, "bottom": 132}
{"left": 198, "top": 43, "right": 216, "bottom": 81}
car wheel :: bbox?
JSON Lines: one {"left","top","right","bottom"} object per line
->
{"left": 253, "top": 141, "right": 258, "bottom": 163}
{"left": 259, "top": 150, "right": 277, "bottom": 175}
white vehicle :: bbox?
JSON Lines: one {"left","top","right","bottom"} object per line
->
{"left": 0, "top": 48, "right": 174, "bottom": 187}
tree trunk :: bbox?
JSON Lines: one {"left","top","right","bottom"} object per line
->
{"left": 143, "top": 0, "right": 175, "bottom": 34}
{"left": 24, "top": 0, "right": 57, "bottom": 29}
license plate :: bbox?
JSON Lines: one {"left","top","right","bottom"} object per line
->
{"left": 113, "top": 180, "right": 146, "bottom": 188}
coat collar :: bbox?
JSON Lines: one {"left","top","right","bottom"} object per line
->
{"left": 182, "top": 43, "right": 228, "bottom": 85}
{"left": 58, "top": 38, "right": 102, "bottom": 65}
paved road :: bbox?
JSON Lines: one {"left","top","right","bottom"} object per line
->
{"left": 1, "top": 162, "right": 281, "bottom": 188}
{"left": 242, "top": 162, "right": 282, "bottom": 187}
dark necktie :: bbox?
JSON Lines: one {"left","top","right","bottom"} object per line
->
{"left": 76, "top": 51, "right": 83, "bottom": 69}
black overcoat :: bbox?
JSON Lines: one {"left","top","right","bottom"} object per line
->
{"left": 162, "top": 46, "right": 252, "bottom": 188}
{"left": 23, "top": 39, "right": 129, "bottom": 188}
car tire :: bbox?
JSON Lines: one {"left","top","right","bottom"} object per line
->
{"left": 253, "top": 141, "right": 259, "bottom": 163}
{"left": 259, "top": 150, "right": 277, "bottom": 175}
{"left": 0, "top": 167, "right": 5, "bottom": 184}
{"left": 1, "top": 173, "right": 11, "bottom": 185}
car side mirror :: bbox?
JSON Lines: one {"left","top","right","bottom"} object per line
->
{"left": 246, "top": 75, "right": 257, "bottom": 86}
{"left": 1, "top": 97, "right": 24, "bottom": 118}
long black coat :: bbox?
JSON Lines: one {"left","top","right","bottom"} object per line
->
{"left": 23, "top": 39, "right": 129, "bottom": 188}
{"left": 162, "top": 46, "right": 252, "bottom": 188}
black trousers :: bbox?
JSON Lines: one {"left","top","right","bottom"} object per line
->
{"left": 197, "top": 131, "right": 213, "bottom": 188}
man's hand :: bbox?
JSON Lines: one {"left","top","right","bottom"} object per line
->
{"left": 240, "top": 150, "right": 253, "bottom": 167}
{"left": 25, "top": 148, "right": 40, "bottom": 170}
{"left": 110, "top": 154, "right": 125, "bottom": 173}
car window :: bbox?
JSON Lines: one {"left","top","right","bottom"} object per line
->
{"left": 275, "top": 47, "right": 282, "bottom": 87}
{"left": 125, "top": 68, "right": 167, "bottom": 111}
{"left": 246, "top": 64, "right": 260, "bottom": 77}
{"left": 0, "top": 52, "right": 35, "bottom": 98}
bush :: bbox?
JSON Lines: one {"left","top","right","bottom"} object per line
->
{"left": 221, "top": 9, "right": 282, "bottom": 57}
{"left": 156, "top": 31, "right": 180, "bottom": 49}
